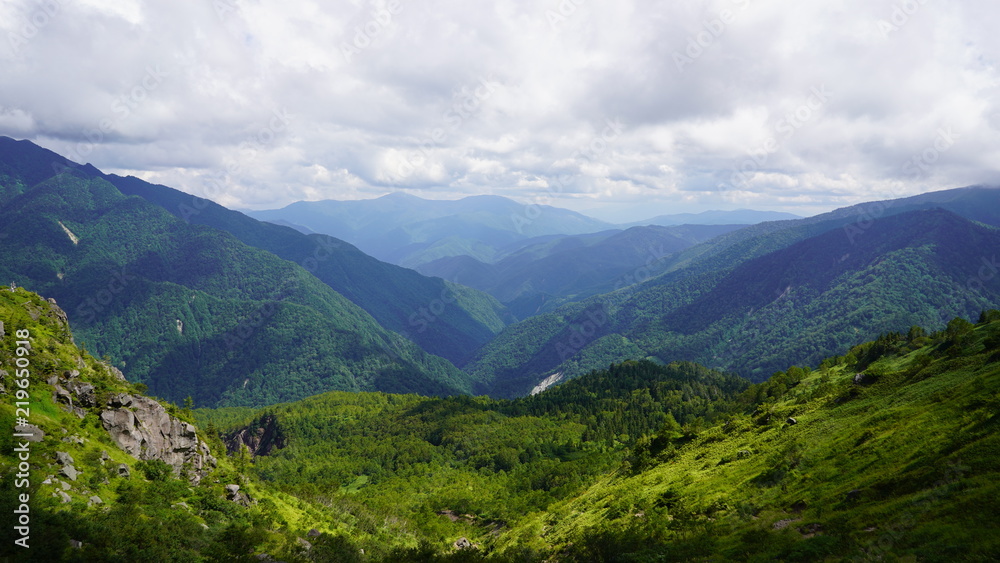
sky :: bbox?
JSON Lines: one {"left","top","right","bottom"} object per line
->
{"left": 1, "top": 0, "right": 998, "bottom": 222}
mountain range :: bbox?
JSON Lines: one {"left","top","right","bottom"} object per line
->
{"left": 465, "top": 188, "right": 1000, "bottom": 396}
{"left": 2, "top": 135, "right": 1000, "bottom": 409}
{"left": 0, "top": 137, "right": 509, "bottom": 406}
{"left": 247, "top": 193, "right": 614, "bottom": 268}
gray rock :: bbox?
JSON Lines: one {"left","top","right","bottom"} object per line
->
{"left": 454, "top": 537, "right": 473, "bottom": 549}
{"left": 853, "top": 372, "right": 876, "bottom": 385}
{"left": 88, "top": 495, "right": 103, "bottom": 506}
{"left": 107, "top": 364, "right": 127, "bottom": 382}
{"left": 225, "top": 483, "right": 252, "bottom": 506}
{"left": 100, "top": 394, "right": 216, "bottom": 484}
{"left": 56, "top": 451, "right": 75, "bottom": 466}
{"left": 117, "top": 464, "right": 130, "bottom": 479}
{"left": 69, "top": 539, "right": 83, "bottom": 549}
{"left": 16, "top": 423, "right": 45, "bottom": 442}
{"left": 59, "top": 465, "right": 78, "bottom": 481}
{"left": 106, "top": 393, "right": 133, "bottom": 408}
{"left": 56, "top": 491, "right": 71, "bottom": 504}
{"left": 0, "top": 320, "right": 4, "bottom": 339}
{"left": 786, "top": 417, "right": 798, "bottom": 425}
{"left": 100, "top": 450, "right": 110, "bottom": 464}
{"left": 60, "top": 480, "right": 71, "bottom": 491}
{"left": 306, "top": 529, "right": 321, "bottom": 537}
{"left": 296, "top": 537, "right": 312, "bottom": 550}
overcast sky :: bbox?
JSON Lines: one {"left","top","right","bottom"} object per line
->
{"left": 1, "top": 0, "right": 998, "bottom": 221}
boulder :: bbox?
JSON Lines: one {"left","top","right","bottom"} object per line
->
{"left": 56, "top": 491, "right": 71, "bottom": 504}
{"left": 16, "top": 423, "right": 45, "bottom": 442}
{"left": 117, "top": 464, "right": 131, "bottom": 479}
{"left": 59, "top": 465, "right": 79, "bottom": 481}
{"left": 226, "top": 483, "right": 252, "bottom": 506}
{"left": 853, "top": 372, "right": 877, "bottom": 385}
{"left": 454, "top": 537, "right": 473, "bottom": 550}
{"left": 306, "top": 529, "right": 321, "bottom": 538}
{"left": 88, "top": 495, "right": 103, "bottom": 506}
{"left": 100, "top": 394, "right": 216, "bottom": 484}
{"left": 56, "top": 451, "right": 75, "bottom": 466}
{"left": 786, "top": 417, "right": 798, "bottom": 425}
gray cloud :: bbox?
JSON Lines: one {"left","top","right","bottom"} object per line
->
{"left": 1, "top": 0, "right": 998, "bottom": 220}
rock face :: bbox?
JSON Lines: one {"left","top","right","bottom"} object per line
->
{"left": 50, "top": 370, "right": 94, "bottom": 418}
{"left": 224, "top": 414, "right": 285, "bottom": 457}
{"left": 100, "top": 394, "right": 216, "bottom": 484}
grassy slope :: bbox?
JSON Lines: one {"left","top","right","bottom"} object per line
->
{"left": 499, "top": 317, "right": 1000, "bottom": 561}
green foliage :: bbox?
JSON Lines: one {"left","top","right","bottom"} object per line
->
{"left": 0, "top": 156, "right": 477, "bottom": 407}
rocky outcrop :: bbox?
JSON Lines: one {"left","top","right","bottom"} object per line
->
{"left": 225, "top": 484, "right": 252, "bottom": 506}
{"left": 100, "top": 393, "right": 216, "bottom": 484}
{"left": 224, "top": 414, "right": 285, "bottom": 457}
{"left": 49, "top": 369, "right": 95, "bottom": 419}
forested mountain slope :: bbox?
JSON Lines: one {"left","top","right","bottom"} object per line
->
{"left": 466, "top": 207, "right": 1000, "bottom": 396}
{"left": 103, "top": 173, "right": 512, "bottom": 365}
{"left": 0, "top": 138, "right": 471, "bottom": 406}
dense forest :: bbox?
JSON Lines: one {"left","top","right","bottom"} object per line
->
{"left": 3, "top": 287, "right": 999, "bottom": 560}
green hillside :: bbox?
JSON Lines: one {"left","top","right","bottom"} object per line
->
{"left": 0, "top": 139, "right": 472, "bottom": 407}
{"left": 199, "top": 310, "right": 1000, "bottom": 561}
{"left": 466, "top": 207, "right": 1000, "bottom": 396}
{"left": 3, "top": 286, "right": 999, "bottom": 560}
{"left": 103, "top": 173, "right": 511, "bottom": 365}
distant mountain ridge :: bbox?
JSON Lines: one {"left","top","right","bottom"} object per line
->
{"left": 248, "top": 193, "right": 615, "bottom": 268}
{"left": 465, "top": 188, "right": 1000, "bottom": 396}
{"left": 418, "top": 223, "right": 747, "bottom": 319}
{"left": 625, "top": 208, "right": 802, "bottom": 227}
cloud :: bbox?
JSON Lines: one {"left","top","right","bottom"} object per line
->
{"left": 1, "top": 0, "right": 998, "bottom": 219}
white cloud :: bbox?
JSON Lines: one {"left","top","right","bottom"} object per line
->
{"left": 0, "top": 0, "right": 998, "bottom": 219}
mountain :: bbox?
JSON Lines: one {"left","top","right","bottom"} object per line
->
{"left": 5, "top": 285, "right": 999, "bottom": 561}
{"left": 465, "top": 199, "right": 1000, "bottom": 397}
{"left": 102, "top": 174, "right": 512, "bottom": 365}
{"left": 195, "top": 310, "right": 1000, "bottom": 561}
{"left": 248, "top": 193, "right": 614, "bottom": 268}
{"left": 418, "top": 224, "right": 746, "bottom": 319}
{"left": 0, "top": 137, "right": 475, "bottom": 406}
{"left": 625, "top": 208, "right": 802, "bottom": 227}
